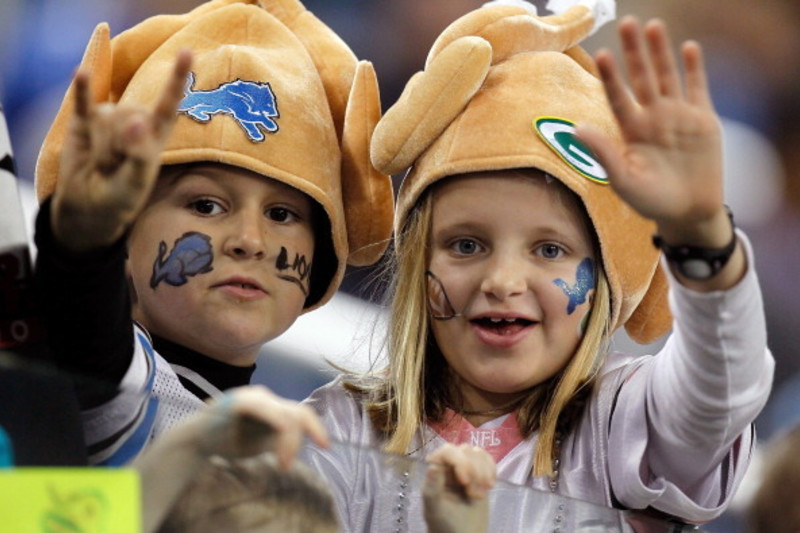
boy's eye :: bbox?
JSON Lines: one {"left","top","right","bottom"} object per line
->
{"left": 538, "top": 243, "right": 564, "bottom": 260}
{"left": 452, "top": 239, "right": 481, "bottom": 255}
{"left": 266, "top": 207, "right": 295, "bottom": 223}
{"left": 189, "top": 199, "right": 224, "bottom": 215}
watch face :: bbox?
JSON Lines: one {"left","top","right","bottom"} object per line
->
{"left": 678, "top": 258, "right": 715, "bottom": 280}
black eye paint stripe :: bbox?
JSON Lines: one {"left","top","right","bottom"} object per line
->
{"left": 275, "top": 246, "right": 311, "bottom": 297}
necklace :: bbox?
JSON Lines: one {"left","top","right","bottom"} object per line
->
{"left": 549, "top": 433, "right": 562, "bottom": 492}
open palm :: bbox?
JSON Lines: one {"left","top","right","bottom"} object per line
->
{"left": 578, "top": 18, "right": 723, "bottom": 230}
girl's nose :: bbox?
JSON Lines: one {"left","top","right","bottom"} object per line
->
{"left": 480, "top": 254, "right": 527, "bottom": 300}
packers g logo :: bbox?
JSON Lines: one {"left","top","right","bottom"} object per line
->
{"left": 534, "top": 117, "right": 608, "bottom": 184}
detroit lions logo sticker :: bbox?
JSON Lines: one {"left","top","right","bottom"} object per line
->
{"left": 534, "top": 117, "right": 608, "bottom": 184}
{"left": 178, "top": 72, "right": 280, "bottom": 142}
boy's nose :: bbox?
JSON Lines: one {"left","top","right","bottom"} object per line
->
{"left": 222, "top": 212, "right": 267, "bottom": 260}
{"left": 480, "top": 254, "right": 527, "bottom": 300}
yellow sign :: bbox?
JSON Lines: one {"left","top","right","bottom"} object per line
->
{"left": 0, "top": 468, "right": 140, "bottom": 532}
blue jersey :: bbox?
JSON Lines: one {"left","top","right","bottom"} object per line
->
{"left": 82, "top": 324, "right": 213, "bottom": 466}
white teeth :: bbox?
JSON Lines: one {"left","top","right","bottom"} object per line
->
{"left": 490, "top": 318, "right": 502, "bottom": 323}
{"left": 504, "top": 318, "right": 515, "bottom": 323}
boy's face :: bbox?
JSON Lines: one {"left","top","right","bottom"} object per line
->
{"left": 427, "top": 171, "right": 596, "bottom": 408}
{"left": 127, "top": 163, "right": 315, "bottom": 366}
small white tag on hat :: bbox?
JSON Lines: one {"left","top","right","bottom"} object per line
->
{"left": 481, "top": 0, "right": 538, "bottom": 15}
{"left": 546, "top": 0, "right": 616, "bottom": 35}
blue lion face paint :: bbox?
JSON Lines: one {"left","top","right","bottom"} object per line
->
{"left": 150, "top": 232, "right": 214, "bottom": 289}
{"left": 553, "top": 257, "right": 596, "bottom": 315}
{"left": 178, "top": 72, "right": 280, "bottom": 142}
{"left": 276, "top": 246, "right": 311, "bottom": 297}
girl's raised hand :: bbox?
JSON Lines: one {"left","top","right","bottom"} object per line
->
{"left": 51, "top": 50, "right": 192, "bottom": 252}
{"left": 577, "top": 17, "right": 729, "bottom": 248}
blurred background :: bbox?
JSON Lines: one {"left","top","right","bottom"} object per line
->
{"left": 2, "top": 1, "right": 799, "bottom": 530}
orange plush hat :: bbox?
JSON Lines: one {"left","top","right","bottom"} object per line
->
{"left": 35, "top": 0, "right": 393, "bottom": 310}
{"left": 371, "top": 0, "right": 671, "bottom": 344}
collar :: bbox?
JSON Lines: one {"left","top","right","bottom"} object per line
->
{"left": 151, "top": 334, "right": 255, "bottom": 400}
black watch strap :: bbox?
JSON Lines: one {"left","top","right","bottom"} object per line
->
{"left": 652, "top": 208, "right": 737, "bottom": 281}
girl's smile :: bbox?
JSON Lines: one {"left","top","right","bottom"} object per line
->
{"left": 468, "top": 314, "right": 537, "bottom": 350}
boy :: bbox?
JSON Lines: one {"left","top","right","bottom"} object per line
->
{"left": 33, "top": 0, "right": 393, "bottom": 466}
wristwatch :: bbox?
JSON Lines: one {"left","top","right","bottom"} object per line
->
{"left": 652, "top": 208, "right": 737, "bottom": 281}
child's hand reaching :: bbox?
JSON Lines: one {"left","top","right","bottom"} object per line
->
{"left": 423, "top": 444, "right": 495, "bottom": 533}
{"left": 578, "top": 17, "right": 744, "bottom": 289}
{"left": 51, "top": 50, "right": 192, "bottom": 252}
{"left": 195, "top": 385, "right": 330, "bottom": 469}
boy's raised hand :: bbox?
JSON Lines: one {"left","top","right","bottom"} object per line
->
{"left": 577, "top": 17, "right": 729, "bottom": 249}
{"left": 51, "top": 50, "right": 192, "bottom": 252}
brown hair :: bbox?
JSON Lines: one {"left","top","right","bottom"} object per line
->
{"left": 158, "top": 455, "right": 339, "bottom": 533}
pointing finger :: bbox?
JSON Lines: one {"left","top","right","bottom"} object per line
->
{"left": 70, "top": 70, "right": 94, "bottom": 149}
{"left": 154, "top": 49, "right": 193, "bottom": 136}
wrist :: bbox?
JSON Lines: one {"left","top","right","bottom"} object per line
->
{"left": 50, "top": 198, "right": 129, "bottom": 252}
{"left": 652, "top": 207, "right": 736, "bottom": 281}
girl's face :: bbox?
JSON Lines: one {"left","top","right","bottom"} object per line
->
{"left": 427, "top": 171, "right": 596, "bottom": 407}
{"left": 127, "top": 163, "right": 315, "bottom": 366}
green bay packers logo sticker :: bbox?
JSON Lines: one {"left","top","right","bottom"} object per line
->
{"left": 534, "top": 117, "right": 608, "bottom": 184}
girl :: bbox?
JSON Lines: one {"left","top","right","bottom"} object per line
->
{"left": 304, "top": 2, "right": 773, "bottom": 529}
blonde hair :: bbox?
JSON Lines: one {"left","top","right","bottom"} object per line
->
{"left": 351, "top": 171, "right": 613, "bottom": 477}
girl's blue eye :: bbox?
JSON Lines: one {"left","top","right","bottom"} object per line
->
{"left": 454, "top": 239, "right": 480, "bottom": 255}
{"left": 539, "top": 243, "right": 563, "bottom": 259}
{"left": 190, "top": 199, "right": 223, "bottom": 215}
